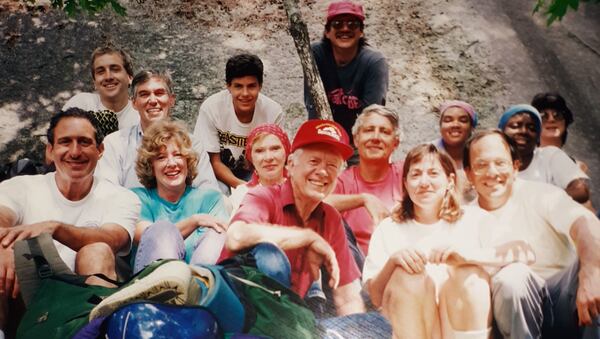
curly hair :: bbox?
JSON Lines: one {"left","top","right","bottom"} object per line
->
{"left": 392, "top": 144, "right": 462, "bottom": 223}
{"left": 135, "top": 120, "right": 198, "bottom": 189}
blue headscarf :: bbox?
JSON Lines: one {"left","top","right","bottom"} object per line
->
{"left": 498, "top": 104, "right": 542, "bottom": 137}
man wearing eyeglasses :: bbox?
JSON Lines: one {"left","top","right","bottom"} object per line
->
{"left": 463, "top": 129, "right": 600, "bottom": 339}
{"left": 304, "top": 1, "right": 389, "bottom": 163}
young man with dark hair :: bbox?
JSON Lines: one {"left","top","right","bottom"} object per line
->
{"left": 193, "top": 53, "right": 283, "bottom": 194}
{"left": 96, "top": 70, "right": 217, "bottom": 190}
{"left": 0, "top": 108, "right": 140, "bottom": 335}
{"left": 63, "top": 45, "right": 139, "bottom": 130}
{"left": 305, "top": 1, "right": 389, "bottom": 151}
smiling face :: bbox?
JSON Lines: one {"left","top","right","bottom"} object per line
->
{"left": 251, "top": 133, "right": 287, "bottom": 185}
{"left": 440, "top": 106, "right": 473, "bottom": 147}
{"left": 227, "top": 75, "right": 261, "bottom": 120}
{"left": 540, "top": 108, "right": 567, "bottom": 146}
{"left": 47, "top": 117, "right": 104, "bottom": 186}
{"left": 288, "top": 144, "right": 343, "bottom": 203}
{"left": 466, "top": 134, "right": 519, "bottom": 210}
{"left": 404, "top": 154, "right": 452, "bottom": 213}
{"left": 92, "top": 53, "right": 132, "bottom": 102}
{"left": 325, "top": 14, "right": 364, "bottom": 51}
{"left": 132, "top": 77, "right": 175, "bottom": 131}
{"left": 502, "top": 112, "right": 538, "bottom": 157}
{"left": 354, "top": 113, "right": 399, "bottom": 162}
{"left": 152, "top": 140, "right": 188, "bottom": 196}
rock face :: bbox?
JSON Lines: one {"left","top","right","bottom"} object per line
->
{"left": 1, "top": 0, "right": 599, "bottom": 206}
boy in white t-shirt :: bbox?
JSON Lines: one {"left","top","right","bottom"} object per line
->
{"left": 63, "top": 45, "right": 139, "bottom": 130}
{"left": 193, "top": 54, "right": 283, "bottom": 194}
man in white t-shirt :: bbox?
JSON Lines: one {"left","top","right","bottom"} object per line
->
{"left": 464, "top": 129, "right": 600, "bottom": 338}
{"left": 63, "top": 45, "right": 139, "bottom": 130}
{"left": 0, "top": 108, "right": 140, "bottom": 333}
{"left": 96, "top": 70, "right": 217, "bottom": 190}
{"left": 498, "top": 104, "right": 590, "bottom": 204}
{"left": 193, "top": 54, "right": 283, "bottom": 194}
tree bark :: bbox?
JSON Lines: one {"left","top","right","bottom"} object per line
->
{"left": 283, "top": 0, "right": 332, "bottom": 121}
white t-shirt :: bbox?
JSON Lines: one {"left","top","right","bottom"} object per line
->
{"left": 363, "top": 205, "right": 493, "bottom": 284}
{"left": 193, "top": 89, "right": 283, "bottom": 171}
{"left": 63, "top": 92, "right": 139, "bottom": 130}
{"left": 0, "top": 173, "right": 140, "bottom": 270}
{"left": 95, "top": 124, "right": 218, "bottom": 190}
{"left": 519, "top": 146, "right": 588, "bottom": 189}
{"left": 483, "top": 179, "right": 593, "bottom": 279}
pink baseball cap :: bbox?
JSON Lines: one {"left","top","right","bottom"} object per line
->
{"left": 291, "top": 120, "right": 353, "bottom": 160}
{"left": 326, "top": 1, "right": 365, "bottom": 22}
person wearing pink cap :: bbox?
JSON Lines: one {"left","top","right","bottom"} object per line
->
{"left": 305, "top": 0, "right": 389, "bottom": 163}
{"left": 226, "top": 120, "right": 365, "bottom": 316}
{"left": 433, "top": 100, "right": 478, "bottom": 202}
{"left": 228, "top": 123, "right": 291, "bottom": 212}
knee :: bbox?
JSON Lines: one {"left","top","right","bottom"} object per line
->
{"left": 448, "top": 265, "right": 491, "bottom": 300}
{"left": 251, "top": 242, "right": 290, "bottom": 273}
{"left": 76, "top": 242, "right": 115, "bottom": 271}
{"left": 492, "top": 263, "right": 540, "bottom": 302}
{"left": 140, "top": 221, "right": 179, "bottom": 245}
{"left": 384, "top": 267, "right": 433, "bottom": 304}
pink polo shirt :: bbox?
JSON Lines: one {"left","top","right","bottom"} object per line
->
{"left": 230, "top": 180, "right": 361, "bottom": 298}
{"left": 333, "top": 162, "right": 403, "bottom": 255}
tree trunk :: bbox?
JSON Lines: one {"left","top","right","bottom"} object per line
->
{"left": 283, "top": 0, "right": 332, "bottom": 121}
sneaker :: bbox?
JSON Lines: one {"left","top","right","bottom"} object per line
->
{"left": 89, "top": 260, "right": 192, "bottom": 320}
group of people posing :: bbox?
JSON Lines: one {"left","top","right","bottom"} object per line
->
{"left": 1, "top": 1, "right": 599, "bottom": 338}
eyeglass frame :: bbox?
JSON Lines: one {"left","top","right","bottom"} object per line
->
{"left": 540, "top": 109, "right": 565, "bottom": 122}
{"left": 329, "top": 19, "right": 363, "bottom": 31}
{"left": 470, "top": 158, "right": 515, "bottom": 176}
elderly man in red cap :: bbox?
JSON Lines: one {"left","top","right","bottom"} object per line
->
{"left": 226, "top": 119, "right": 365, "bottom": 316}
{"left": 305, "top": 0, "right": 389, "bottom": 164}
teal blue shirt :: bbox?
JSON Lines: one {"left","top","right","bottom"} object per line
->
{"left": 131, "top": 186, "right": 229, "bottom": 263}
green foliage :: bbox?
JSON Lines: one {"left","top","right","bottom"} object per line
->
{"left": 24, "top": 0, "right": 127, "bottom": 16}
{"left": 533, "top": 0, "right": 600, "bottom": 25}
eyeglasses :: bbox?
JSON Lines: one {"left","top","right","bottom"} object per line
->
{"left": 540, "top": 110, "right": 565, "bottom": 122}
{"left": 330, "top": 20, "right": 362, "bottom": 30}
{"left": 471, "top": 159, "right": 513, "bottom": 175}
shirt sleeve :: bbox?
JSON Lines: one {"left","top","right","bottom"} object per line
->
{"left": 539, "top": 183, "right": 594, "bottom": 240}
{"left": 230, "top": 187, "right": 273, "bottom": 224}
{"left": 131, "top": 188, "right": 154, "bottom": 222}
{"left": 191, "top": 135, "right": 219, "bottom": 190}
{"left": 548, "top": 147, "right": 589, "bottom": 189}
{"left": 362, "top": 218, "right": 393, "bottom": 283}
{"left": 193, "top": 102, "right": 221, "bottom": 154}
{"left": 102, "top": 188, "right": 141, "bottom": 255}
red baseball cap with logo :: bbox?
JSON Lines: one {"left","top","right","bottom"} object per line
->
{"left": 326, "top": 1, "right": 365, "bottom": 22}
{"left": 291, "top": 120, "right": 354, "bottom": 160}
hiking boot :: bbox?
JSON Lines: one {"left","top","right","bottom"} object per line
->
{"left": 89, "top": 260, "right": 192, "bottom": 320}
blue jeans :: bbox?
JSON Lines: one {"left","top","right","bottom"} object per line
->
{"left": 249, "top": 242, "right": 292, "bottom": 288}
{"left": 133, "top": 221, "right": 226, "bottom": 274}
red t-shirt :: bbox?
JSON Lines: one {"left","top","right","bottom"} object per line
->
{"left": 333, "top": 162, "right": 403, "bottom": 255}
{"left": 229, "top": 181, "right": 361, "bottom": 297}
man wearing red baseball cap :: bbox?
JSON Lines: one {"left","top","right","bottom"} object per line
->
{"left": 226, "top": 119, "right": 365, "bottom": 316}
{"left": 304, "top": 1, "right": 389, "bottom": 164}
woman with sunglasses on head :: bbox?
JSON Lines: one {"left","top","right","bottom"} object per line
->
{"left": 130, "top": 120, "right": 229, "bottom": 274}
{"left": 228, "top": 123, "right": 291, "bottom": 212}
{"left": 363, "top": 144, "right": 534, "bottom": 339}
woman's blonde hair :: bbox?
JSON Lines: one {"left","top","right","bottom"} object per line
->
{"left": 392, "top": 144, "right": 462, "bottom": 223}
{"left": 136, "top": 120, "right": 198, "bottom": 189}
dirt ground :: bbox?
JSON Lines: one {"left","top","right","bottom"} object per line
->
{"left": 0, "top": 0, "right": 599, "bottom": 206}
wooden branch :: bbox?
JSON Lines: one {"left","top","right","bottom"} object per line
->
{"left": 283, "top": 0, "right": 332, "bottom": 121}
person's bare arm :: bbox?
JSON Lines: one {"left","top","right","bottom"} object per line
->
{"left": 227, "top": 220, "right": 340, "bottom": 288}
{"left": 566, "top": 178, "right": 590, "bottom": 204}
{"left": 429, "top": 241, "right": 536, "bottom": 268}
{"left": 325, "top": 193, "right": 390, "bottom": 225}
{"left": 0, "top": 206, "right": 16, "bottom": 230}
{"left": 0, "top": 221, "right": 130, "bottom": 254}
{"left": 332, "top": 279, "right": 365, "bottom": 316}
{"left": 209, "top": 152, "right": 246, "bottom": 189}
{"left": 570, "top": 214, "right": 600, "bottom": 325}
